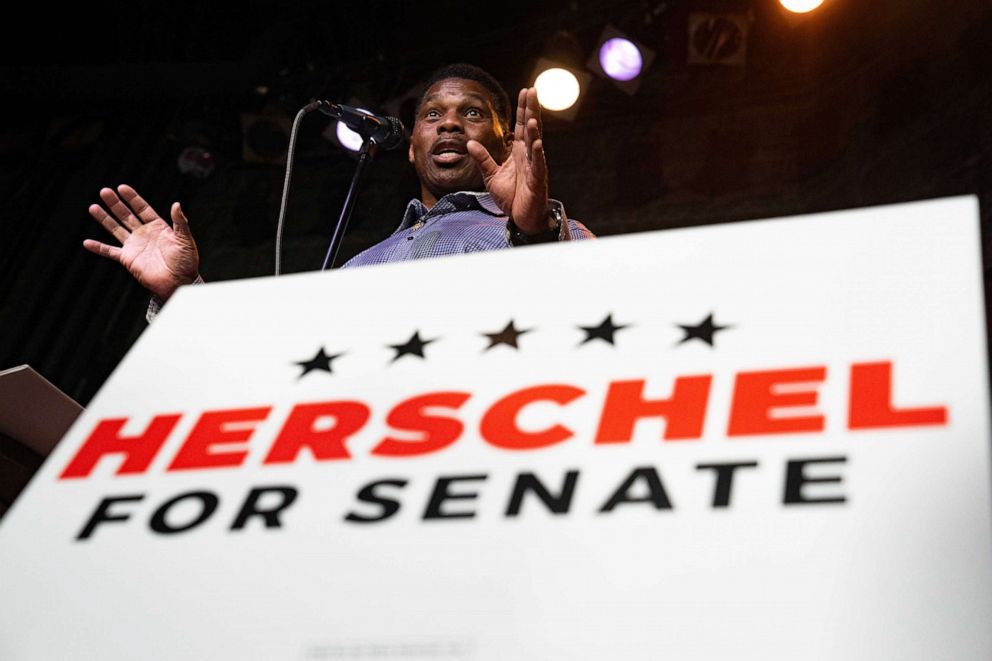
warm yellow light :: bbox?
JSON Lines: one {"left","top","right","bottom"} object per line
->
{"left": 780, "top": 0, "right": 824, "bottom": 13}
{"left": 534, "top": 68, "right": 580, "bottom": 111}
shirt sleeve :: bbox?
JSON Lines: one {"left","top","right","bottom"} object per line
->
{"left": 566, "top": 219, "right": 595, "bottom": 240}
{"left": 145, "top": 274, "right": 205, "bottom": 324}
{"left": 506, "top": 199, "right": 594, "bottom": 245}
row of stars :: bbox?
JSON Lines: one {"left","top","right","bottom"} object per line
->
{"left": 295, "top": 313, "right": 731, "bottom": 377}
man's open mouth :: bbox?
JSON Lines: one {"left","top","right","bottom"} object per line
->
{"left": 431, "top": 140, "right": 467, "bottom": 165}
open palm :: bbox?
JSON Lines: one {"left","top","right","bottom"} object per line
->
{"left": 467, "top": 87, "right": 550, "bottom": 234}
{"left": 85, "top": 185, "right": 199, "bottom": 301}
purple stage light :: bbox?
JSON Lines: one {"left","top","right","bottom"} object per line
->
{"left": 599, "top": 38, "right": 643, "bottom": 81}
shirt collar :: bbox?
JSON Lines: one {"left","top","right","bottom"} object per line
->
{"left": 396, "top": 191, "right": 504, "bottom": 232}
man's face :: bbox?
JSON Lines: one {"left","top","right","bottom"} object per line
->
{"left": 409, "top": 77, "right": 510, "bottom": 207}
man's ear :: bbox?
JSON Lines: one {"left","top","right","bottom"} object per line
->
{"left": 408, "top": 142, "right": 415, "bottom": 164}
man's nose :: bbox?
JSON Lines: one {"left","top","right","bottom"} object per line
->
{"left": 437, "top": 111, "right": 463, "bottom": 133}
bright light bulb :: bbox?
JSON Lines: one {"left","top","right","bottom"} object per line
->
{"left": 780, "top": 0, "right": 824, "bottom": 13}
{"left": 534, "top": 68, "right": 580, "bottom": 111}
{"left": 599, "top": 38, "right": 643, "bottom": 81}
{"left": 336, "top": 119, "right": 365, "bottom": 152}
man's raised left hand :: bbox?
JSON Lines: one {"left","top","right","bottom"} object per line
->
{"left": 466, "top": 87, "right": 553, "bottom": 235}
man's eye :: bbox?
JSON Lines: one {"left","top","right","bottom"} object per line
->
{"left": 425, "top": 109, "right": 440, "bottom": 118}
{"left": 466, "top": 108, "right": 482, "bottom": 118}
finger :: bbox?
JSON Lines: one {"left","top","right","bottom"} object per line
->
{"left": 514, "top": 88, "right": 527, "bottom": 142}
{"left": 526, "top": 118, "right": 540, "bottom": 161}
{"left": 99, "top": 187, "right": 142, "bottom": 230}
{"left": 466, "top": 139, "right": 501, "bottom": 180}
{"left": 527, "top": 87, "right": 542, "bottom": 133}
{"left": 529, "top": 139, "right": 547, "bottom": 187}
{"left": 118, "top": 184, "right": 162, "bottom": 224}
{"left": 171, "top": 202, "right": 192, "bottom": 238}
{"left": 524, "top": 88, "right": 542, "bottom": 155}
{"left": 88, "top": 203, "right": 130, "bottom": 244}
{"left": 82, "top": 239, "right": 123, "bottom": 262}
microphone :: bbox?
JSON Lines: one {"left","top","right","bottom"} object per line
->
{"left": 316, "top": 102, "right": 406, "bottom": 150}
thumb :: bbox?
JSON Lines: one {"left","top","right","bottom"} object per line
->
{"left": 171, "top": 202, "right": 192, "bottom": 238}
{"left": 466, "top": 140, "right": 500, "bottom": 181}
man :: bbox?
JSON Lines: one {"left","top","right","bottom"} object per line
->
{"left": 83, "top": 64, "right": 593, "bottom": 305}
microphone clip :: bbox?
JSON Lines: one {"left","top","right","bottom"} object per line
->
{"left": 316, "top": 101, "right": 406, "bottom": 150}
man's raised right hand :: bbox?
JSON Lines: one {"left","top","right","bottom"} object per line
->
{"left": 85, "top": 185, "right": 200, "bottom": 302}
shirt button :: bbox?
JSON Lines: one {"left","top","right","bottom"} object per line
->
{"left": 407, "top": 235, "right": 414, "bottom": 241}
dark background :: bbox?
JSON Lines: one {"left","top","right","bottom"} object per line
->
{"left": 1, "top": 0, "right": 990, "bottom": 407}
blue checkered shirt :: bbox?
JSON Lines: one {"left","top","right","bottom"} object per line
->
{"left": 148, "top": 191, "right": 592, "bottom": 321}
{"left": 342, "top": 191, "right": 594, "bottom": 268}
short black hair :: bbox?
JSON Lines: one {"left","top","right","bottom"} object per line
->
{"left": 417, "top": 63, "right": 512, "bottom": 132}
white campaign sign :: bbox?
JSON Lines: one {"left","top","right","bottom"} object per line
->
{"left": 1, "top": 197, "right": 990, "bottom": 660}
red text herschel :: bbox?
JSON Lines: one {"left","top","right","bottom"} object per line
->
{"left": 60, "top": 361, "right": 947, "bottom": 480}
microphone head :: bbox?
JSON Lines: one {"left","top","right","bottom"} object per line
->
{"left": 314, "top": 101, "right": 406, "bottom": 150}
{"left": 375, "top": 116, "right": 407, "bottom": 150}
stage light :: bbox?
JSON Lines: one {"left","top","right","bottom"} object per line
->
{"left": 599, "top": 38, "right": 643, "bottom": 81}
{"left": 241, "top": 112, "right": 291, "bottom": 165}
{"left": 780, "top": 0, "right": 824, "bottom": 13}
{"left": 688, "top": 13, "right": 750, "bottom": 66}
{"left": 586, "top": 25, "right": 655, "bottom": 95}
{"left": 177, "top": 146, "right": 215, "bottom": 179}
{"left": 530, "top": 53, "right": 590, "bottom": 121}
{"left": 322, "top": 102, "right": 380, "bottom": 156}
{"left": 534, "top": 68, "right": 580, "bottom": 111}
{"left": 335, "top": 119, "right": 365, "bottom": 152}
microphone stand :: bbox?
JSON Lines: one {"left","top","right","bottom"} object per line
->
{"left": 274, "top": 100, "right": 401, "bottom": 275}
{"left": 321, "top": 138, "right": 378, "bottom": 271}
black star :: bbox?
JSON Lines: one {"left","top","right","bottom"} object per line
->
{"left": 389, "top": 330, "right": 437, "bottom": 362}
{"left": 579, "top": 313, "right": 630, "bottom": 346}
{"left": 676, "top": 313, "right": 732, "bottom": 347}
{"left": 295, "top": 347, "right": 342, "bottom": 378}
{"left": 483, "top": 319, "right": 532, "bottom": 350}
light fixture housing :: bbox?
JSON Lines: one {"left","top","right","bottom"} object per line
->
{"left": 586, "top": 24, "right": 656, "bottom": 95}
